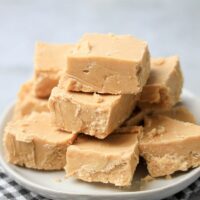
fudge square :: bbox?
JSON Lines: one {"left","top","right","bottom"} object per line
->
{"left": 13, "top": 80, "right": 49, "bottom": 120}
{"left": 160, "top": 104, "right": 196, "bottom": 123}
{"left": 140, "top": 115, "right": 200, "bottom": 177}
{"left": 33, "top": 42, "right": 73, "bottom": 98}
{"left": 65, "top": 126, "right": 143, "bottom": 186}
{"left": 62, "top": 33, "right": 150, "bottom": 94}
{"left": 138, "top": 56, "right": 183, "bottom": 111}
{"left": 123, "top": 103, "right": 196, "bottom": 127}
{"left": 4, "top": 112, "right": 77, "bottom": 170}
{"left": 49, "top": 87, "right": 137, "bottom": 139}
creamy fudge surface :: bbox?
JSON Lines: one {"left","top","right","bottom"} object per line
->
{"left": 138, "top": 56, "right": 183, "bottom": 110}
{"left": 13, "top": 81, "right": 49, "bottom": 120}
{"left": 49, "top": 87, "right": 137, "bottom": 139}
{"left": 71, "top": 33, "right": 147, "bottom": 60}
{"left": 66, "top": 126, "right": 143, "bottom": 186}
{"left": 140, "top": 115, "right": 200, "bottom": 177}
{"left": 34, "top": 42, "right": 73, "bottom": 98}
{"left": 4, "top": 112, "right": 77, "bottom": 170}
{"left": 64, "top": 33, "right": 150, "bottom": 94}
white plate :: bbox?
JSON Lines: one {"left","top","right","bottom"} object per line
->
{"left": 1, "top": 90, "right": 200, "bottom": 200}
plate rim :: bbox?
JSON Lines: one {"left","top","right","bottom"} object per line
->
{"left": 1, "top": 89, "right": 200, "bottom": 198}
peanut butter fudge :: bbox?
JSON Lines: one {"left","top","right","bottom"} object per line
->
{"left": 13, "top": 81, "right": 48, "bottom": 120}
{"left": 4, "top": 112, "right": 77, "bottom": 170}
{"left": 62, "top": 33, "right": 150, "bottom": 94}
{"left": 140, "top": 115, "right": 200, "bottom": 177}
{"left": 65, "top": 126, "right": 143, "bottom": 186}
{"left": 122, "top": 104, "right": 196, "bottom": 127}
{"left": 138, "top": 56, "right": 183, "bottom": 111}
{"left": 161, "top": 104, "right": 196, "bottom": 123}
{"left": 34, "top": 42, "right": 73, "bottom": 98}
{"left": 49, "top": 87, "right": 137, "bottom": 139}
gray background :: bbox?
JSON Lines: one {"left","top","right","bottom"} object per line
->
{"left": 0, "top": 0, "right": 200, "bottom": 113}
{"left": 0, "top": 1, "right": 200, "bottom": 199}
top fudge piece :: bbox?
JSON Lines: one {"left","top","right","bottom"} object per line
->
{"left": 63, "top": 33, "right": 150, "bottom": 94}
{"left": 13, "top": 80, "right": 49, "bottom": 120}
{"left": 138, "top": 56, "right": 183, "bottom": 111}
{"left": 33, "top": 42, "right": 73, "bottom": 98}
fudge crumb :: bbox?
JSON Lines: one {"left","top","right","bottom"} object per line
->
{"left": 147, "top": 128, "right": 157, "bottom": 139}
{"left": 147, "top": 125, "right": 166, "bottom": 140}
{"left": 141, "top": 175, "right": 154, "bottom": 183}
{"left": 156, "top": 125, "right": 165, "bottom": 134}
{"left": 165, "top": 175, "right": 172, "bottom": 179}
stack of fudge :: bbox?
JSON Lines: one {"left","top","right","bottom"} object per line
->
{"left": 4, "top": 33, "right": 200, "bottom": 187}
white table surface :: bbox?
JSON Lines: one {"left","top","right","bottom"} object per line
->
{"left": 0, "top": 0, "right": 200, "bottom": 199}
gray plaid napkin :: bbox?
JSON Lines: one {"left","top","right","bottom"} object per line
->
{"left": 0, "top": 167, "right": 199, "bottom": 200}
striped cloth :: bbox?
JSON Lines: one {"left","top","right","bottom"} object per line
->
{"left": 0, "top": 167, "right": 199, "bottom": 200}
